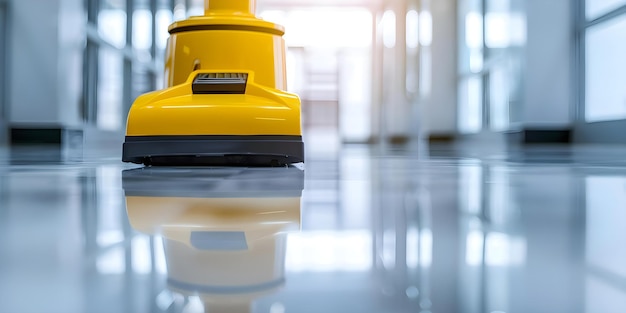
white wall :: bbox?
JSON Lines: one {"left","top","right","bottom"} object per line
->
{"left": 420, "top": 0, "right": 457, "bottom": 136}
{"left": 375, "top": 0, "right": 457, "bottom": 140}
{"left": 0, "top": 1, "right": 7, "bottom": 141}
{"left": 523, "top": 0, "right": 572, "bottom": 128}
{"left": 382, "top": 1, "right": 412, "bottom": 139}
{"left": 58, "top": 0, "right": 85, "bottom": 127}
{"left": 9, "top": 0, "right": 83, "bottom": 128}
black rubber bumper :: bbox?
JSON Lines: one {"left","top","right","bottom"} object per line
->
{"left": 122, "top": 135, "right": 304, "bottom": 166}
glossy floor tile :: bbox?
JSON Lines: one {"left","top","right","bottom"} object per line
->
{"left": 1, "top": 143, "right": 626, "bottom": 313}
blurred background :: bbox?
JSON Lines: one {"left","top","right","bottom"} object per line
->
{"left": 1, "top": 0, "right": 624, "bottom": 148}
{"left": 2, "top": 1, "right": 626, "bottom": 313}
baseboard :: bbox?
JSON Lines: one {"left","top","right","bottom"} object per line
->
{"left": 361, "top": 135, "right": 412, "bottom": 144}
{"left": 10, "top": 127, "right": 83, "bottom": 146}
{"left": 389, "top": 135, "right": 410, "bottom": 145}
{"left": 506, "top": 128, "right": 571, "bottom": 144}
{"left": 428, "top": 134, "right": 456, "bottom": 143}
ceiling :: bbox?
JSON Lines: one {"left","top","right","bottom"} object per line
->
{"left": 188, "top": 0, "right": 385, "bottom": 12}
{"left": 260, "top": 0, "right": 383, "bottom": 9}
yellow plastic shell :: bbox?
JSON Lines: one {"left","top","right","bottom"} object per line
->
{"left": 125, "top": 0, "right": 300, "bottom": 137}
{"left": 126, "top": 70, "right": 301, "bottom": 136}
{"left": 164, "top": 27, "right": 286, "bottom": 88}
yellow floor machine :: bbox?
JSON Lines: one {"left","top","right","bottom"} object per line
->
{"left": 122, "top": 0, "right": 303, "bottom": 166}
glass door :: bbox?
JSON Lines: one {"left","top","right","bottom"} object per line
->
{"left": 457, "top": 0, "right": 526, "bottom": 135}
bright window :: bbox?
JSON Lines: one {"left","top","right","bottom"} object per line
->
{"left": 490, "top": 65, "right": 509, "bottom": 130}
{"left": 587, "top": 0, "right": 626, "bottom": 20}
{"left": 585, "top": 15, "right": 626, "bottom": 122}
{"left": 459, "top": 76, "right": 483, "bottom": 133}
{"left": 97, "top": 48, "right": 123, "bottom": 130}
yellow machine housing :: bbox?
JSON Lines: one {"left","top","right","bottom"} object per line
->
{"left": 122, "top": 0, "right": 303, "bottom": 166}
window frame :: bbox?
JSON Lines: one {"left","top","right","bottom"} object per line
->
{"left": 574, "top": 0, "right": 626, "bottom": 142}
{"left": 83, "top": 0, "right": 169, "bottom": 131}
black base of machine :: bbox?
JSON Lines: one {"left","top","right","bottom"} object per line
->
{"left": 123, "top": 135, "right": 304, "bottom": 166}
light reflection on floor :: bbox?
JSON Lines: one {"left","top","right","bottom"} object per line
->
{"left": 1, "top": 143, "right": 626, "bottom": 312}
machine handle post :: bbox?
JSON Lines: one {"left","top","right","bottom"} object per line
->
{"left": 205, "top": 0, "right": 256, "bottom": 16}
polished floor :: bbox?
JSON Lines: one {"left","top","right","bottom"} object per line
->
{"left": 1, "top": 140, "right": 626, "bottom": 313}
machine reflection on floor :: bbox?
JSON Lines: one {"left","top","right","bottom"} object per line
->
{"left": 122, "top": 167, "right": 304, "bottom": 313}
